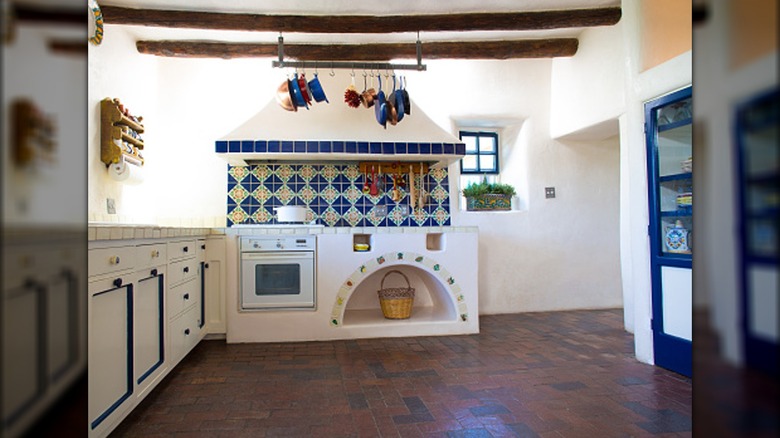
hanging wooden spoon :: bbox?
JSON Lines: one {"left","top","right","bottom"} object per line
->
{"left": 409, "top": 165, "right": 416, "bottom": 209}
{"left": 418, "top": 162, "right": 425, "bottom": 207}
{"left": 369, "top": 165, "right": 378, "bottom": 196}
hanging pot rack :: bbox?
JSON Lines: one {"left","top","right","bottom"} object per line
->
{"left": 271, "top": 34, "right": 427, "bottom": 72}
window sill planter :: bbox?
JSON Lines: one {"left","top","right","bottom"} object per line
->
{"left": 466, "top": 194, "right": 512, "bottom": 211}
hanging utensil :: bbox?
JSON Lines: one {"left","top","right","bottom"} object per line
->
{"left": 377, "top": 165, "right": 385, "bottom": 195}
{"left": 369, "top": 166, "right": 378, "bottom": 196}
{"left": 401, "top": 75, "right": 411, "bottom": 115}
{"left": 418, "top": 162, "right": 425, "bottom": 207}
{"left": 362, "top": 168, "right": 370, "bottom": 194}
{"left": 409, "top": 165, "right": 416, "bottom": 210}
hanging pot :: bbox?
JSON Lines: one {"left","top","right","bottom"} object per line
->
{"left": 401, "top": 75, "right": 411, "bottom": 115}
{"left": 274, "top": 206, "right": 308, "bottom": 223}
{"left": 375, "top": 75, "right": 387, "bottom": 127}
{"left": 275, "top": 79, "right": 297, "bottom": 112}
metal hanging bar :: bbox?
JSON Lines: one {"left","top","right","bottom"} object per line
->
{"left": 272, "top": 34, "right": 427, "bottom": 72}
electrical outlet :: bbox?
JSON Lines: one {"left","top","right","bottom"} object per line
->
{"left": 375, "top": 205, "right": 387, "bottom": 217}
{"left": 545, "top": 187, "right": 556, "bottom": 199}
{"left": 106, "top": 198, "right": 116, "bottom": 214}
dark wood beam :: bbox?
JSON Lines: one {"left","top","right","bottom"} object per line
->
{"left": 13, "top": 4, "right": 85, "bottom": 25}
{"left": 49, "top": 40, "right": 87, "bottom": 56}
{"left": 103, "top": 6, "right": 620, "bottom": 33}
{"left": 136, "top": 39, "right": 579, "bottom": 60}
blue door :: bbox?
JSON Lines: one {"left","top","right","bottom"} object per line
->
{"left": 645, "top": 87, "right": 693, "bottom": 377}
{"left": 735, "top": 88, "right": 779, "bottom": 375}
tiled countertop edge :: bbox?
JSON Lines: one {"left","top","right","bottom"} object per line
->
{"left": 88, "top": 225, "right": 478, "bottom": 241}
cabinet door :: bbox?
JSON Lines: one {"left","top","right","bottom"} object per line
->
{"left": 88, "top": 276, "right": 133, "bottom": 434}
{"left": 1, "top": 279, "right": 44, "bottom": 429}
{"left": 134, "top": 270, "right": 165, "bottom": 397}
{"left": 736, "top": 88, "right": 779, "bottom": 374}
{"left": 645, "top": 86, "right": 692, "bottom": 377}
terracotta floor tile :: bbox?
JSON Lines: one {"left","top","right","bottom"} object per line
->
{"left": 110, "top": 310, "right": 693, "bottom": 437}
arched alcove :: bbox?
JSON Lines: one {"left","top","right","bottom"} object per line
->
{"left": 329, "top": 251, "right": 468, "bottom": 327}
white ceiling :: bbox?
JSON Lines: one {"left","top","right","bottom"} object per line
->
{"left": 97, "top": 0, "right": 621, "bottom": 45}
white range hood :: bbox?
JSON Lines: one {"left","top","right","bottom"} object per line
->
{"left": 215, "top": 96, "right": 465, "bottom": 168}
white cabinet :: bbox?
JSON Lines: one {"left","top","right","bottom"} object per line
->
{"left": 88, "top": 272, "right": 134, "bottom": 437}
{"left": 203, "top": 236, "right": 227, "bottom": 335}
{"left": 166, "top": 239, "right": 203, "bottom": 366}
{"left": 133, "top": 243, "right": 167, "bottom": 400}
{"left": 2, "top": 235, "right": 86, "bottom": 438}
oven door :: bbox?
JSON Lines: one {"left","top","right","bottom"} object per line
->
{"left": 240, "top": 252, "right": 315, "bottom": 310}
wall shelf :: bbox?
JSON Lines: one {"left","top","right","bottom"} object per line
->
{"left": 100, "top": 98, "right": 145, "bottom": 166}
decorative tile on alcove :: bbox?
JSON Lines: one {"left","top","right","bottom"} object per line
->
{"left": 433, "top": 206, "right": 450, "bottom": 225}
{"left": 388, "top": 205, "right": 407, "bottom": 226}
{"left": 228, "top": 166, "right": 250, "bottom": 182}
{"left": 321, "top": 207, "right": 340, "bottom": 226}
{"left": 343, "top": 185, "right": 363, "bottom": 205}
{"left": 431, "top": 185, "right": 449, "bottom": 203}
{"left": 344, "top": 165, "right": 360, "bottom": 181}
{"left": 321, "top": 165, "right": 338, "bottom": 181}
{"left": 252, "top": 186, "right": 273, "bottom": 204}
{"left": 366, "top": 207, "right": 385, "bottom": 226}
{"left": 430, "top": 168, "right": 447, "bottom": 182}
{"left": 276, "top": 164, "right": 294, "bottom": 182}
{"left": 343, "top": 206, "right": 362, "bottom": 227}
{"left": 228, "top": 206, "right": 249, "bottom": 224}
{"left": 275, "top": 185, "right": 295, "bottom": 204}
{"left": 299, "top": 164, "right": 316, "bottom": 181}
{"left": 298, "top": 185, "right": 317, "bottom": 204}
{"left": 253, "top": 165, "right": 272, "bottom": 182}
{"left": 252, "top": 209, "right": 272, "bottom": 223}
{"left": 320, "top": 185, "right": 339, "bottom": 205}
{"left": 228, "top": 185, "right": 250, "bottom": 204}
{"left": 410, "top": 207, "right": 427, "bottom": 226}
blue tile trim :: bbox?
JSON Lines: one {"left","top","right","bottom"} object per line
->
{"left": 215, "top": 141, "right": 227, "bottom": 153}
{"left": 455, "top": 143, "right": 466, "bottom": 155}
{"left": 255, "top": 140, "right": 267, "bottom": 152}
{"left": 358, "top": 142, "right": 369, "bottom": 154}
{"left": 268, "top": 140, "right": 280, "bottom": 152}
{"left": 228, "top": 141, "right": 240, "bottom": 153}
{"left": 444, "top": 143, "right": 454, "bottom": 154}
{"left": 369, "top": 142, "right": 381, "bottom": 154}
{"left": 294, "top": 141, "right": 306, "bottom": 153}
{"left": 346, "top": 141, "right": 357, "bottom": 153}
{"left": 319, "top": 141, "right": 332, "bottom": 153}
{"left": 333, "top": 141, "right": 344, "bottom": 153}
{"left": 408, "top": 142, "right": 419, "bottom": 153}
{"left": 307, "top": 141, "right": 319, "bottom": 153}
{"left": 282, "top": 141, "right": 293, "bottom": 153}
{"left": 241, "top": 141, "right": 253, "bottom": 152}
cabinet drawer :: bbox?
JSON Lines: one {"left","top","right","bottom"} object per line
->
{"left": 135, "top": 243, "right": 167, "bottom": 270}
{"left": 89, "top": 246, "right": 135, "bottom": 277}
{"left": 167, "top": 277, "right": 198, "bottom": 319}
{"left": 167, "top": 240, "right": 196, "bottom": 261}
{"left": 167, "top": 258, "right": 198, "bottom": 285}
{"left": 169, "top": 305, "right": 200, "bottom": 364}
{"left": 196, "top": 239, "right": 206, "bottom": 261}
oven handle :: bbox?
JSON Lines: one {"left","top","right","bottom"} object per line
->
{"left": 241, "top": 252, "right": 314, "bottom": 261}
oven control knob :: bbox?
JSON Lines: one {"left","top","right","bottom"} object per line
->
{"left": 253, "top": 243, "right": 259, "bottom": 249}
{"left": 276, "top": 242, "right": 283, "bottom": 249}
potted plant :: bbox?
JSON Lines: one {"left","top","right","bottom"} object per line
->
{"left": 462, "top": 179, "right": 516, "bottom": 211}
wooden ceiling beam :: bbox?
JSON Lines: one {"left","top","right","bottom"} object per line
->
{"left": 103, "top": 6, "right": 620, "bottom": 33}
{"left": 136, "top": 39, "right": 579, "bottom": 60}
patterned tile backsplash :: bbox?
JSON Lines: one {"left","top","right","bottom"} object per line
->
{"left": 227, "top": 163, "right": 451, "bottom": 227}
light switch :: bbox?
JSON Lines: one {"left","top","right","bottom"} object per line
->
{"left": 107, "top": 198, "right": 116, "bottom": 214}
{"left": 545, "top": 187, "right": 556, "bottom": 199}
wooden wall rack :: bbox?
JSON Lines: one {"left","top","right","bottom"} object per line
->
{"left": 359, "top": 161, "right": 429, "bottom": 175}
{"left": 100, "top": 97, "right": 145, "bottom": 166}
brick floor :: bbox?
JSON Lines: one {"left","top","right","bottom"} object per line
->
{"left": 111, "top": 309, "right": 692, "bottom": 437}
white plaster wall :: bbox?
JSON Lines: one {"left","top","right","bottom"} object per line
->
{"left": 550, "top": 20, "right": 627, "bottom": 140}
{"left": 3, "top": 25, "right": 86, "bottom": 226}
{"left": 88, "top": 25, "right": 159, "bottom": 225}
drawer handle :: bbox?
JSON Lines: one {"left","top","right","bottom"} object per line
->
{"left": 183, "top": 267, "right": 189, "bottom": 273}
{"left": 183, "top": 293, "right": 189, "bottom": 300}
{"left": 183, "top": 246, "right": 189, "bottom": 253}
{"left": 109, "top": 256, "right": 120, "bottom": 265}
{"left": 113, "top": 278, "right": 123, "bottom": 288}
{"left": 150, "top": 268, "right": 158, "bottom": 277}
{"left": 184, "top": 328, "right": 190, "bottom": 335}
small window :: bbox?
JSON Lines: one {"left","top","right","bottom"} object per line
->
{"left": 459, "top": 131, "right": 499, "bottom": 174}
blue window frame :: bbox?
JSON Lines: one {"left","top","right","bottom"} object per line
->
{"left": 459, "top": 131, "right": 499, "bottom": 174}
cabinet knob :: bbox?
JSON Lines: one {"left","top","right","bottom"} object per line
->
{"left": 183, "top": 266, "right": 189, "bottom": 273}
{"left": 204, "top": 263, "right": 209, "bottom": 269}
{"left": 109, "top": 256, "right": 120, "bottom": 265}
{"left": 184, "top": 328, "right": 190, "bottom": 336}
{"left": 201, "top": 244, "right": 206, "bottom": 250}
{"left": 183, "top": 293, "right": 189, "bottom": 300}
{"left": 183, "top": 246, "right": 189, "bottom": 253}
{"left": 151, "top": 268, "right": 158, "bottom": 277}
{"left": 113, "top": 278, "right": 123, "bottom": 288}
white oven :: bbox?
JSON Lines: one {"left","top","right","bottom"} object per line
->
{"left": 240, "top": 235, "right": 316, "bottom": 310}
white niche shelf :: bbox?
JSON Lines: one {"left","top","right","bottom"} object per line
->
{"left": 341, "top": 266, "right": 457, "bottom": 327}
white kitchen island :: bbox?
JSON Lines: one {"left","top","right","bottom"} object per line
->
{"left": 224, "top": 226, "right": 479, "bottom": 343}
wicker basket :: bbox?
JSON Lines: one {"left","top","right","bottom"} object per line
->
{"left": 377, "top": 270, "right": 415, "bottom": 319}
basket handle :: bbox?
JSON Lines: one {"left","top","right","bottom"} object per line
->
{"left": 380, "top": 270, "right": 411, "bottom": 290}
